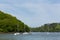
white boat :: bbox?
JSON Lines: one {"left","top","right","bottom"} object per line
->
{"left": 47, "top": 24, "right": 50, "bottom": 35}
{"left": 14, "top": 33, "right": 20, "bottom": 35}
{"left": 23, "top": 32, "right": 30, "bottom": 34}
{"left": 14, "top": 24, "right": 20, "bottom": 35}
{"left": 47, "top": 32, "right": 50, "bottom": 35}
{"left": 23, "top": 23, "right": 31, "bottom": 35}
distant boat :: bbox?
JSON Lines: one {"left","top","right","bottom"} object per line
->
{"left": 23, "top": 32, "right": 29, "bottom": 34}
{"left": 47, "top": 32, "right": 50, "bottom": 35}
{"left": 23, "top": 23, "right": 31, "bottom": 35}
{"left": 14, "top": 24, "right": 20, "bottom": 35}
{"left": 14, "top": 33, "right": 20, "bottom": 35}
{"left": 47, "top": 24, "right": 50, "bottom": 35}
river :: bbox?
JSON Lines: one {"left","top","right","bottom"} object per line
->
{"left": 0, "top": 32, "right": 60, "bottom": 40}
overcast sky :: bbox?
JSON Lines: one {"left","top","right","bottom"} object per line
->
{"left": 0, "top": 0, "right": 60, "bottom": 27}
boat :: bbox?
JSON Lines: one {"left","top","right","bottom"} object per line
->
{"left": 47, "top": 32, "right": 50, "bottom": 35}
{"left": 23, "top": 32, "right": 29, "bottom": 34}
{"left": 14, "top": 33, "right": 20, "bottom": 35}
{"left": 14, "top": 24, "right": 20, "bottom": 35}
{"left": 47, "top": 24, "right": 50, "bottom": 35}
{"left": 23, "top": 23, "right": 31, "bottom": 35}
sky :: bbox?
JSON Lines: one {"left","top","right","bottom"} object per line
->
{"left": 0, "top": 0, "right": 60, "bottom": 27}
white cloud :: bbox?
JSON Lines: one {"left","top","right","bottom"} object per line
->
{"left": 0, "top": 0, "right": 60, "bottom": 27}
{"left": 16, "top": 2, "right": 60, "bottom": 27}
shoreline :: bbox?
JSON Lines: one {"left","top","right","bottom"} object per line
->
{"left": 0, "top": 32, "right": 15, "bottom": 34}
{"left": 0, "top": 32, "right": 60, "bottom": 34}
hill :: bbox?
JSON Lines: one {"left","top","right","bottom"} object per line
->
{"left": 31, "top": 23, "right": 60, "bottom": 32}
{"left": 0, "top": 11, "right": 30, "bottom": 33}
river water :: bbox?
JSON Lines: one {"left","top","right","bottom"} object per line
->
{"left": 0, "top": 32, "right": 60, "bottom": 40}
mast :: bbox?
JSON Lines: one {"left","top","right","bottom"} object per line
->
{"left": 24, "top": 23, "right": 26, "bottom": 32}
{"left": 47, "top": 24, "right": 50, "bottom": 34}
{"left": 17, "top": 24, "right": 19, "bottom": 32}
{"left": 14, "top": 24, "right": 20, "bottom": 35}
{"left": 47, "top": 24, "right": 49, "bottom": 32}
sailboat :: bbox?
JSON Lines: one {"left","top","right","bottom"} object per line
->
{"left": 47, "top": 25, "right": 50, "bottom": 35}
{"left": 14, "top": 32, "right": 20, "bottom": 35}
{"left": 23, "top": 23, "right": 31, "bottom": 34}
{"left": 14, "top": 24, "right": 20, "bottom": 35}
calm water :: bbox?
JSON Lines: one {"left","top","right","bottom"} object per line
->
{"left": 0, "top": 32, "right": 60, "bottom": 40}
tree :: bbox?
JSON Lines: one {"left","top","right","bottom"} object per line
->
{"left": 0, "top": 11, "right": 30, "bottom": 33}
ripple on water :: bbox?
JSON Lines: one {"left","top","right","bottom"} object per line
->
{"left": 0, "top": 32, "right": 60, "bottom": 40}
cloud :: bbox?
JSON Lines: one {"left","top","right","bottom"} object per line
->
{"left": 16, "top": 2, "right": 60, "bottom": 27}
{"left": 0, "top": 0, "right": 60, "bottom": 27}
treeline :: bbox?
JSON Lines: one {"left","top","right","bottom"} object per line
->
{"left": 31, "top": 23, "right": 60, "bottom": 32}
{"left": 0, "top": 11, "right": 30, "bottom": 33}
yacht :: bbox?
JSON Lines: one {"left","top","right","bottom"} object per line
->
{"left": 47, "top": 25, "right": 50, "bottom": 35}
{"left": 23, "top": 23, "right": 31, "bottom": 35}
{"left": 14, "top": 24, "right": 20, "bottom": 35}
{"left": 14, "top": 32, "right": 20, "bottom": 35}
{"left": 23, "top": 32, "right": 29, "bottom": 34}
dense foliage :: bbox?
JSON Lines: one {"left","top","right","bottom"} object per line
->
{"left": 31, "top": 23, "right": 60, "bottom": 32}
{"left": 0, "top": 11, "right": 30, "bottom": 33}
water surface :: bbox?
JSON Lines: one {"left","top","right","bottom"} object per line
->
{"left": 0, "top": 32, "right": 60, "bottom": 40}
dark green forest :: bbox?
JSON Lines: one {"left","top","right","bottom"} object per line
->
{"left": 0, "top": 11, "right": 30, "bottom": 33}
{"left": 31, "top": 23, "right": 60, "bottom": 32}
{"left": 0, "top": 11, "right": 60, "bottom": 33}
